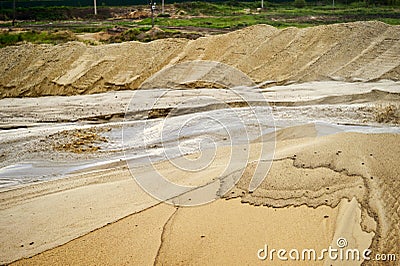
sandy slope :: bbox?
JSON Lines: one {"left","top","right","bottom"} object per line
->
{"left": 2, "top": 127, "right": 399, "bottom": 265}
{"left": 1, "top": 21, "right": 400, "bottom": 98}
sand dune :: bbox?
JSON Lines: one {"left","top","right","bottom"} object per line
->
{"left": 1, "top": 21, "right": 400, "bottom": 98}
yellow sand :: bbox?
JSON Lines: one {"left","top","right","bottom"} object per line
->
{"left": 1, "top": 127, "right": 398, "bottom": 265}
{"left": 1, "top": 21, "right": 399, "bottom": 98}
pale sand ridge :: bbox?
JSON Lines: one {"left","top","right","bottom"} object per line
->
{"left": 1, "top": 22, "right": 400, "bottom": 98}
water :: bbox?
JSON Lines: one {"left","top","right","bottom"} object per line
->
{"left": 0, "top": 85, "right": 399, "bottom": 190}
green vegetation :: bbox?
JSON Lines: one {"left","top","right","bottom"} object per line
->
{"left": 135, "top": 2, "right": 400, "bottom": 29}
{"left": 0, "top": 1, "right": 399, "bottom": 47}
{"left": 0, "top": 6, "right": 102, "bottom": 21}
{"left": 293, "top": 0, "right": 307, "bottom": 8}
{"left": 0, "top": 30, "right": 75, "bottom": 47}
{"left": 1, "top": 1, "right": 399, "bottom": 22}
{"left": 173, "top": 2, "right": 259, "bottom": 16}
{"left": 137, "top": 15, "right": 313, "bottom": 29}
{"left": 106, "top": 27, "right": 202, "bottom": 42}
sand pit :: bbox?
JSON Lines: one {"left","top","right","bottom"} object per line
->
{"left": 0, "top": 21, "right": 399, "bottom": 265}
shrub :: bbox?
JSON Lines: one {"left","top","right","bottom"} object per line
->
{"left": 294, "top": 0, "right": 307, "bottom": 8}
{"left": 0, "top": 30, "right": 75, "bottom": 47}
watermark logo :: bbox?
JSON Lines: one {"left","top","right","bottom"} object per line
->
{"left": 257, "top": 237, "right": 397, "bottom": 262}
{"left": 122, "top": 60, "right": 276, "bottom": 206}
{"left": 336, "top": 237, "right": 348, "bottom": 249}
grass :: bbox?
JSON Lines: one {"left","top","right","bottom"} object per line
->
{"left": 379, "top": 17, "right": 400, "bottom": 24}
{"left": 173, "top": 1, "right": 400, "bottom": 16}
{"left": 2, "top": 2, "right": 399, "bottom": 24}
{"left": 0, "top": 2, "right": 399, "bottom": 47}
{"left": 133, "top": 2, "right": 400, "bottom": 29}
{"left": 5, "top": 21, "right": 115, "bottom": 34}
{"left": 72, "top": 26, "right": 109, "bottom": 33}
{"left": 137, "top": 15, "right": 316, "bottom": 29}
{"left": 174, "top": 2, "right": 255, "bottom": 16}
{"left": 0, "top": 30, "right": 75, "bottom": 47}
{"left": 0, "top": 6, "right": 99, "bottom": 21}
{"left": 105, "top": 26, "right": 202, "bottom": 43}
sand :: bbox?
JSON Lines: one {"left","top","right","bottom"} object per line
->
{"left": 1, "top": 21, "right": 400, "bottom": 98}
{"left": 10, "top": 199, "right": 343, "bottom": 266}
{"left": 0, "top": 81, "right": 398, "bottom": 186}
{"left": 1, "top": 128, "right": 398, "bottom": 265}
{"left": 0, "top": 22, "right": 399, "bottom": 265}
{"left": 0, "top": 166, "right": 159, "bottom": 263}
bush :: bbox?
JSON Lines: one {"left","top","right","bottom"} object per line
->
{"left": 0, "top": 30, "right": 75, "bottom": 47}
{"left": 0, "top": 33, "right": 22, "bottom": 47}
{"left": 157, "top": 13, "right": 171, "bottom": 17}
{"left": 294, "top": 0, "right": 307, "bottom": 8}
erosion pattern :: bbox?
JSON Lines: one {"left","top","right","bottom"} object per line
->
{"left": 1, "top": 21, "right": 400, "bottom": 98}
{"left": 224, "top": 132, "right": 400, "bottom": 265}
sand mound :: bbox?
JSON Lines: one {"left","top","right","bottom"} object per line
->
{"left": 0, "top": 21, "right": 399, "bottom": 98}
{"left": 139, "top": 60, "right": 255, "bottom": 89}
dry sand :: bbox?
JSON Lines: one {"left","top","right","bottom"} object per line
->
{"left": 1, "top": 127, "right": 399, "bottom": 265}
{"left": 0, "top": 21, "right": 400, "bottom": 98}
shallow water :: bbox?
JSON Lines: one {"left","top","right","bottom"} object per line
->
{"left": 0, "top": 115, "right": 398, "bottom": 190}
{"left": 0, "top": 82, "right": 399, "bottom": 190}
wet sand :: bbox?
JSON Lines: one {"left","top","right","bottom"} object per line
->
{"left": 1, "top": 128, "right": 399, "bottom": 265}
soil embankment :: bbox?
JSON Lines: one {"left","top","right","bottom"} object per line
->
{"left": 1, "top": 21, "right": 399, "bottom": 98}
